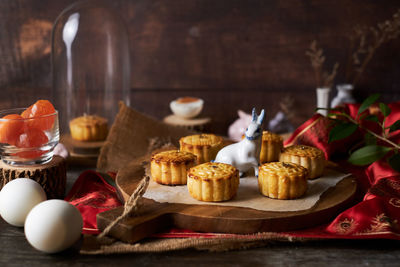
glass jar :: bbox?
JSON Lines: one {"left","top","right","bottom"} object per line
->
{"left": 0, "top": 107, "right": 59, "bottom": 165}
{"left": 52, "top": 0, "right": 130, "bottom": 142}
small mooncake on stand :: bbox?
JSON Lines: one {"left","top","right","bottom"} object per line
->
{"left": 150, "top": 150, "right": 197, "bottom": 185}
{"left": 179, "top": 134, "right": 223, "bottom": 164}
{"left": 258, "top": 162, "right": 308, "bottom": 200}
{"left": 187, "top": 162, "right": 239, "bottom": 202}
{"left": 69, "top": 115, "right": 108, "bottom": 141}
{"left": 279, "top": 145, "right": 325, "bottom": 179}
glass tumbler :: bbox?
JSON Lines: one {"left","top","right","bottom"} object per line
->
{"left": 0, "top": 108, "right": 59, "bottom": 165}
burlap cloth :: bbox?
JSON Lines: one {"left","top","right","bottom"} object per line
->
{"left": 96, "top": 102, "right": 195, "bottom": 173}
{"left": 81, "top": 102, "right": 305, "bottom": 254}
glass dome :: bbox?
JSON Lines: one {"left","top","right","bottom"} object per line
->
{"left": 52, "top": 0, "right": 130, "bottom": 142}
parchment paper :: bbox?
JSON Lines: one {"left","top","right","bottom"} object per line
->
{"left": 143, "top": 168, "right": 351, "bottom": 212}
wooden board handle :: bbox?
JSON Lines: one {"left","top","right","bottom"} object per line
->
{"left": 97, "top": 199, "right": 176, "bottom": 243}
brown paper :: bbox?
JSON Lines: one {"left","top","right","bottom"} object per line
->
{"left": 144, "top": 169, "right": 351, "bottom": 212}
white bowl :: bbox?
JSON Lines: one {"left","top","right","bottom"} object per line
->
{"left": 170, "top": 97, "right": 204, "bottom": 119}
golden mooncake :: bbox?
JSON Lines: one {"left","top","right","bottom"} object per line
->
{"left": 259, "top": 131, "right": 283, "bottom": 164}
{"left": 279, "top": 145, "right": 325, "bottom": 179}
{"left": 69, "top": 115, "right": 108, "bottom": 141}
{"left": 151, "top": 150, "right": 197, "bottom": 185}
{"left": 187, "top": 162, "right": 239, "bottom": 202}
{"left": 179, "top": 134, "right": 223, "bottom": 164}
{"left": 258, "top": 162, "right": 308, "bottom": 199}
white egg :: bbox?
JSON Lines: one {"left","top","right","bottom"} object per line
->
{"left": 170, "top": 97, "right": 204, "bottom": 119}
{"left": 0, "top": 178, "right": 47, "bottom": 227}
{"left": 24, "top": 199, "right": 83, "bottom": 253}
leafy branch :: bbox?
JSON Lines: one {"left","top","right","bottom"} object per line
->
{"left": 323, "top": 94, "right": 400, "bottom": 172}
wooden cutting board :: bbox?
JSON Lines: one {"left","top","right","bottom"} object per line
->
{"left": 97, "top": 157, "right": 357, "bottom": 243}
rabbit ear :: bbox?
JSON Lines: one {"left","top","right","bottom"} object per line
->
{"left": 252, "top": 108, "right": 256, "bottom": 122}
{"left": 257, "top": 109, "right": 265, "bottom": 125}
{"left": 238, "top": 110, "right": 247, "bottom": 118}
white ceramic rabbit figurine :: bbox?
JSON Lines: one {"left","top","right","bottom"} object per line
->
{"left": 215, "top": 108, "right": 265, "bottom": 177}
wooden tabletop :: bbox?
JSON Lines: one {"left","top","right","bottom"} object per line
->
{"left": 1, "top": 166, "right": 399, "bottom": 266}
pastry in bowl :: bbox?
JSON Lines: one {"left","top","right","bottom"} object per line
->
{"left": 187, "top": 162, "right": 239, "bottom": 202}
{"left": 179, "top": 133, "right": 223, "bottom": 164}
{"left": 69, "top": 115, "right": 108, "bottom": 141}
{"left": 279, "top": 145, "right": 325, "bottom": 179}
{"left": 170, "top": 97, "right": 204, "bottom": 119}
{"left": 259, "top": 131, "right": 283, "bottom": 163}
{"left": 150, "top": 150, "right": 197, "bottom": 185}
{"left": 258, "top": 162, "right": 308, "bottom": 200}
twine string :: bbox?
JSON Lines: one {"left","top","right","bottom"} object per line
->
{"left": 97, "top": 175, "right": 150, "bottom": 240}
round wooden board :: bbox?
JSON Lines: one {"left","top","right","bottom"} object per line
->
{"left": 163, "top": 114, "right": 211, "bottom": 132}
{"left": 97, "top": 157, "right": 357, "bottom": 244}
{"left": 61, "top": 134, "right": 105, "bottom": 157}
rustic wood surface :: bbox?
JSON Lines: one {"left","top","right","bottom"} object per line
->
{"left": 0, "top": 155, "right": 66, "bottom": 199}
{"left": 96, "top": 159, "right": 357, "bottom": 243}
{"left": 0, "top": 0, "right": 399, "bottom": 135}
{"left": 0, "top": 166, "right": 399, "bottom": 266}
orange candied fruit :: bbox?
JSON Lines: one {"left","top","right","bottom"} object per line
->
{"left": 21, "top": 100, "right": 56, "bottom": 131}
{"left": 0, "top": 114, "right": 24, "bottom": 146}
{"left": 16, "top": 128, "right": 49, "bottom": 148}
{"left": 15, "top": 128, "right": 49, "bottom": 159}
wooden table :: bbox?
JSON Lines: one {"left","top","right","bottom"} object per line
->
{"left": 1, "top": 166, "right": 399, "bottom": 266}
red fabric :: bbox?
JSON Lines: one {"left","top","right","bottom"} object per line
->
{"left": 65, "top": 171, "right": 121, "bottom": 234}
{"left": 66, "top": 101, "right": 400, "bottom": 240}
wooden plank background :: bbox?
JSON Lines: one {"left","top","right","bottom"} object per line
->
{"left": 0, "top": 0, "right": 399, "bottom": 134}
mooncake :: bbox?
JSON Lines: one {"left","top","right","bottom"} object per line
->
{"left": 258, "top": 161, "right": 308, "bottom": 199}
{"left": 279, "top": 145, "right": 325, "bottom": 179}
{"left": 187, "top": 162, "right": 239, "bottom": 202}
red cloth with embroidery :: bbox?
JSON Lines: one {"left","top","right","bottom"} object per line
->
{"left": 66, "top": 102, "right": 400, "bottom": 239}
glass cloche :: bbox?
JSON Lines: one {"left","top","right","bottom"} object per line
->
{"left": 52, "top": 0, "right": 130, "bottom": 146}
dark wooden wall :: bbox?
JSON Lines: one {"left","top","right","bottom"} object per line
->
{"left": 1, "top": 0, "right": 399, "bottom": 134}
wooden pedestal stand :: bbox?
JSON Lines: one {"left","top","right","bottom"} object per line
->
{"left": 61, "top": 134, "right": 104, "bottom": 167}
{"left": 163, "top": 115, "right": 211, "bottom": 132}
{"left": 0, "top": 156, "right": 67, "bottom": 199}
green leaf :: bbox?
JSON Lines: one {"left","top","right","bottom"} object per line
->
{"left": 388, "top": 153, "right": 400, "bottom": 173}
{"left": 359, "top": 113, "right": 368, "bottom": 120}
{"left": 379, "top": 102, "right": 391, "bottom": 117}
{"left": 327, "top": 114, "right": 337, "bottom": 119}
{"left": 364, "top": 132, "right": 376, "bottom": 145}
{"left": 328, "top": 122, "right": 358, "bottom": 143}
{"left": 364, "top": 115, "right": 379, "bottom": 122}
{"left": 389, "top": 120, "right": 400, "bottom": 133}
{"left": 327, "top": 112, "right": 348, "bottom": 118}
{"left": 358, "top": 93, "right": 380, "bottom": 115}
{"left": 348, "top": 145, "right": 392, "bottom": 166}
